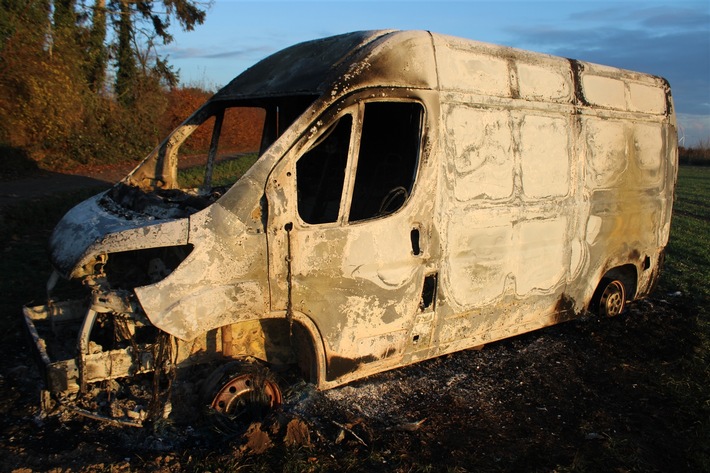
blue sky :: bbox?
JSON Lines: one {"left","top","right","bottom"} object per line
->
{"left": 159, "top": 0, "right": 710, "bottom": 146}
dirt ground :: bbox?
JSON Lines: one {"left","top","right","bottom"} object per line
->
{"left": 1, "top": 295, "right": 705, "bottom": 472}
{"left": 0, "top": 166, "right": 707, "bottom": 472}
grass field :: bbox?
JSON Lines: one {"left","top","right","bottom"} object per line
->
{"left": 656, "top": 165, "right": 710, "bottom": 467}
{"left": 0, "top": 165, "right": 708, "bottom": 472}
{"left": 652, "top": 166, "right": 710, "bottom": 472}
{"left": 177, "top": 152, "right": 259, "bottom": 188}
{"left": 660, "top": 166, "right": 710, "bottom": 304}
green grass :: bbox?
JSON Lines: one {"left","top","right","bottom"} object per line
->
{"left": 655, "top": 165, "right": 710, "bottom": 472}
{"left": 659, "top": 166, "right": 710, "bottom": 309}
{"left": 177, "top": 153, "right": 258, "bottom": 188}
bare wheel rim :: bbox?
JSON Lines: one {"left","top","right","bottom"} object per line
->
{"left": 210, "top": 373, "right": 282, "bottom": 419}
{"left": 600, "top": 280, "right": 625, "bottom": 317}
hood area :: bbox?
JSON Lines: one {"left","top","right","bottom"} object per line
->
{"left": 50, "top": 190, "right": 191, "bottom": 279}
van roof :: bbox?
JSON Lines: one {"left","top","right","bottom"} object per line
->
{"left": 213, "top": 30, "right": 389, "bottom": 99}
{"left": 213, "top": 29, "right": 671, "bottom": 116}
{"left": 213, "top": 30, "right": 440, "bottom": 100}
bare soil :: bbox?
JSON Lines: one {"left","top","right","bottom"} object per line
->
{"left": 1, "top": 297, "right": 706, "bottom": 472}
{"left": 0, "top": 163, "right": 127, "bottom": 209}
{"left": 0, "top": 154, "right": 212, "bottom": 208}
{"left": 0, "top": 166, "right": 707, "bottom": 472}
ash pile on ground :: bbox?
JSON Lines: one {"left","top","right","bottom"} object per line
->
{"left": 1, "top": 294, "right": 706, "bottom": 472}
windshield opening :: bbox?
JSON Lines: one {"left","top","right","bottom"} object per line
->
{"left": 175, "top": 105, "right": 265, "bottom": 191}
{"left": 109, "top": 95, "right": 316, "bottom": 219}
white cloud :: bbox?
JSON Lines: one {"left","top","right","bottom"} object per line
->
{"left": 161, "top": 44, "right": 272, "bottom": 61}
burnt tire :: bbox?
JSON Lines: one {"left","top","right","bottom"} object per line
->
{"left": 200, "top": 359, "right": 282, "bottom": 425}
{"left": 596, "top": 278, "right": 626, "bottom": 317}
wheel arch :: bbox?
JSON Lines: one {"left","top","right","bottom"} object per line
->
{"left": 588, "top": 264, "right": 638, "bottom": 316}
{"left": 289, "top": 311, "right": 328, "bottom": 386}
{"left": 215, "top": 311, "right": 327, "bottom": 387}
{"left": 601, "top": 264, "right": 638, "bottom": 301}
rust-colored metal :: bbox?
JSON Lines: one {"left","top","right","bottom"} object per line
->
{"left": 221, "top": 324, "right": 234, "bottom": 358}
{"left": 210, "top": 374, "right": 283, "bottom": 415}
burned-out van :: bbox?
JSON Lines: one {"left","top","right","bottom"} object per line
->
{"left": 24, "top": 30, "right": 677, "bottom": 426}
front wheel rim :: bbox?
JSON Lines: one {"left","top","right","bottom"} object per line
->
{"left": 211, "top": 373, "right": 282, "bottom": 419}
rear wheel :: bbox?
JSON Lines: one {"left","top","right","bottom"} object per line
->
{"left": 597, "top": 278, "right": 626, "bottom": 317}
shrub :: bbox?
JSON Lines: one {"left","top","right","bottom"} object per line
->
{"left": 679, "top": 139, "right": 710, "bottom": 166}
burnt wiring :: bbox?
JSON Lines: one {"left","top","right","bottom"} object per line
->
{"left": 147, "top": 331, "right": 178, "bottom": 421}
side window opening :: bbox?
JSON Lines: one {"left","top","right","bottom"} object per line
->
{"left": 349, "top": 102, "right": 423, "bottom": 222}
{"left": 296, "top": 115, "right": 352, "bottom": 224}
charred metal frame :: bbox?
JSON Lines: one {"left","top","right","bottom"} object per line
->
{"left": 23, "top": 30, "right": 678, "bottom": 426}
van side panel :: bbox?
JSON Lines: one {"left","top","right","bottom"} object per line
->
{"left": 577, "top": 62, "right": 675, "bottom": 300}
{"left": 581, "top": 115, "right": 672, "bottom": 298}
{"left": 429, "top": 33, "right": 675, "bottom": 356}
{"left": 435, "top": 100, "right": 581, "bottom": 354}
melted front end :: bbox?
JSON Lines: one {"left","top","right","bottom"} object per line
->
{"left": 23, "top": 237, "right": 195, "bottom": 426}
{"left": 23, "top": 92, "right": 319, "bottom": 425}
{"left": 20, "top": 32, "right": 377, "bottom": 426}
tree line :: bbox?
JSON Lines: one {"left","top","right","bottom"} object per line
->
{"left": 0, "top": 0, "right": 210, "bottom": 171}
